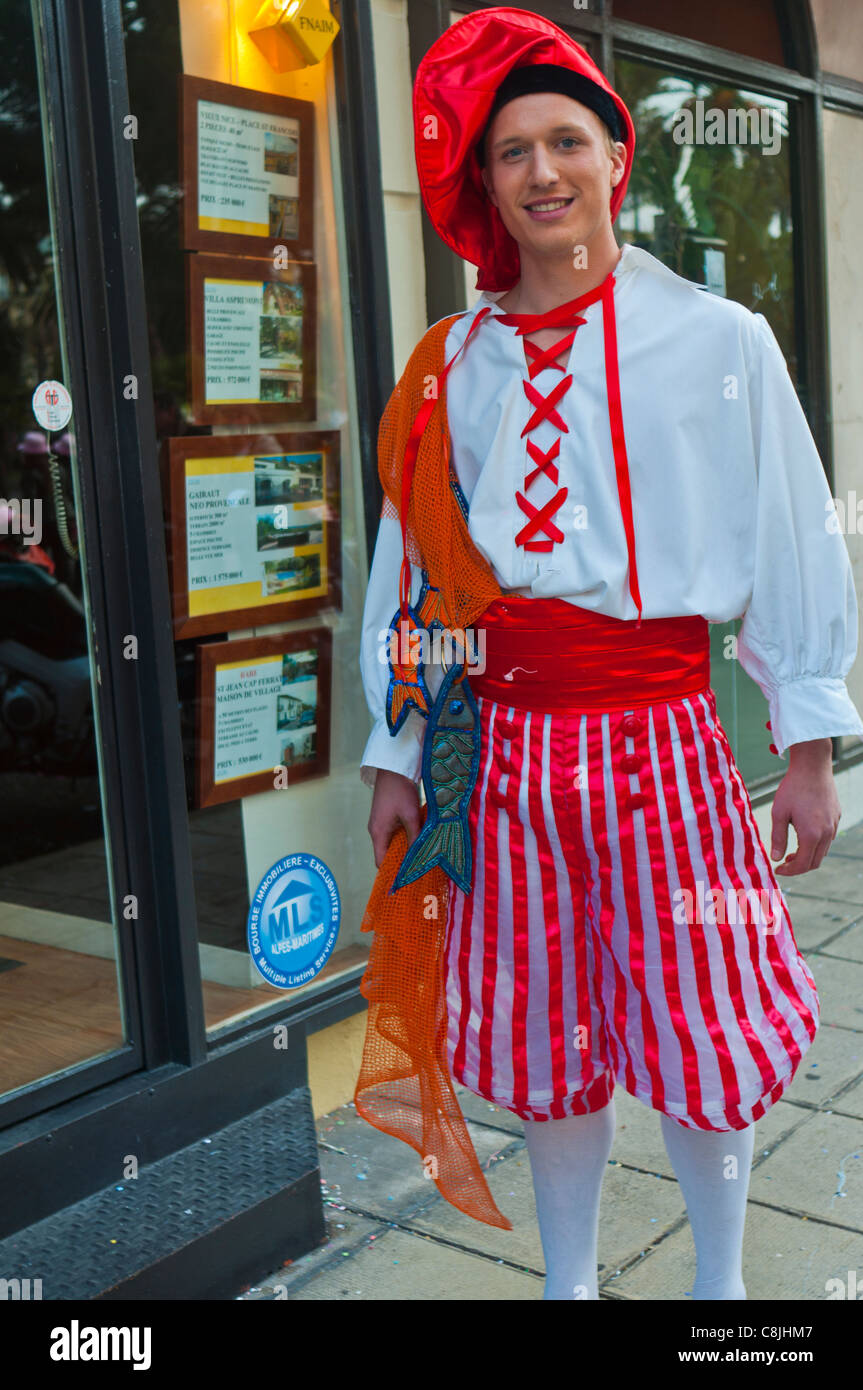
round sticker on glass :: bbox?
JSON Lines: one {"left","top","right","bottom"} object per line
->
{"left": 247, "top": 853, "right": 340, "bottom": 989}
{"left": 32, "top": 380, "right": 73, "bottom": 432}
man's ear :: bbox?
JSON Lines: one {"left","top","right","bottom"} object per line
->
{"left": 481, "top": 167, "right": 497, "bottom": 207}
{"left": 611, "top": 141, "right": 626, "bottom": 187}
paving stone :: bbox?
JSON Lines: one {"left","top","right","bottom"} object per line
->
{"left": 405, "top": 1133, "right": 687, "bottom": 1281}
{"left": 607, "top": 1086, "right": 671, "bottom": 1174}
{"left": 607, "top": 1201, "right": 863, "bottom": 1301}
{"left": 455, "top": 1084, "right": 526, "bottom": 1137}
{"left": 781, "top": 856, "right": 863, "bottom": 909}
{"left": 747, "top": 1109, "right": 863, "bottom": 1226}
{"left": 238, "top": 1207, "right": 380, "bottom": 1299}
{"left": 831, "top": 1075, "right": 863, "bottom": 1121}
{"left": 316, "top": 1100, "right": 519, "bottom": 1222}
{"left": 806, "top": 955, "right": 863, "bottom": 1031}
{"left": 609, "top": 1093, "right": 809, "bottom": 1180}
{"left": 284, "top": 1225, "right": 542, "bottom": 1300}
{"left": 752, "top": 1100, "right": 820, "bottom": 1158}
{"left": 781, "top": 1022, "right": 863, "bottom": 1109}
{"left": 819, "top": 919, "right": 863, "bottom": 964}
{"left": 780, "top": 893, "right": 862, "bottom": 951}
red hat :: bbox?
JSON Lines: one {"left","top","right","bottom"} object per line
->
{"left": 413, "top": 7, "right": 636, "bottom": 292}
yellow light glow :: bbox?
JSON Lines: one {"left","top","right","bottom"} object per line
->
{"left": 249, "top": 0, "right": 340, "bottom": 72}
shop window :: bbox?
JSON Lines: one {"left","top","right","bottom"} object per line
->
{"left": 0, "top": 3, "right": 124, "bottom": 1097}
{"left": 123, "top": 0, "right": 375, "bottom": 1033}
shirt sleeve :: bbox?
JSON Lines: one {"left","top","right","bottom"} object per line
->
{"left": 736, "top": 310, "right": 863, "bottom": 759}
{"left": 358, "top": 508, "right": 442, "bottom": 790}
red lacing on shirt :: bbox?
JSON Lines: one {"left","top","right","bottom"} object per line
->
{"left": 492, "top": 270, "right": 643, "bottom": 623}
{"left": 396, "top": 262, "right": 643, "bottom": 628}
{"left": 493, "top": 280, "right": 605, "bottom": 553}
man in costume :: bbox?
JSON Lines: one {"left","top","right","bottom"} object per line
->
{"left": 355, "top": 7, "right": 863, "bottom": 1301}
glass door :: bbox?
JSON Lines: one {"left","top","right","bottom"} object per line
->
{"left": 0, "top": 0, "right": 133, "bottom": 1103}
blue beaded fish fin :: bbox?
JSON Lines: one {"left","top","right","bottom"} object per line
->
{"left": 390, "top": 662, "right": 481, "bottom": 895}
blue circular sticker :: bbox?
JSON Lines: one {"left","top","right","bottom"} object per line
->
{"left": 247, "top": 853, "right": 340, "bottom": 989}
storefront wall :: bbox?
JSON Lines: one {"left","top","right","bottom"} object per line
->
{"left": 0, "top": 0, "right": 395, "bottom": 1299}
{"left": 822, "top": 106, "right": 863, "bottom": 771}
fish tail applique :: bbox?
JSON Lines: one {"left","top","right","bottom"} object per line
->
{"left": 387, "top": 679, "right": 428, "bottom": 730}
{"left": 391, "top": 814, "right": 469, "bottom": 895}
{"left": 416, "top": 580, "right": 452, "bottom": 633}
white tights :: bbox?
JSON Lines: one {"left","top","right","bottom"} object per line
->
{"left": 523, "top": 1095, "right": 755, "bottom": 1300}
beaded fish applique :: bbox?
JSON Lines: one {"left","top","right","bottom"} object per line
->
{"left": 384, "top": 600, "right": 433, "bottom": 733}
{"left": 390, "top": 659, "right": 481, "bottom": 895}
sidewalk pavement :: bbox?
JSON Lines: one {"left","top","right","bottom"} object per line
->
{"left": 239, "top": 822, "right": 863, "bottom": 1301}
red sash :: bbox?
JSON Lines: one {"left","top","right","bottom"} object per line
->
{"left": 465, "top": 596, "right": 710, "bottom": 712}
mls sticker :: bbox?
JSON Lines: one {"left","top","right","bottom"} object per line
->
{"left": 247, "top": 852, "right": 340, "bottom": 989}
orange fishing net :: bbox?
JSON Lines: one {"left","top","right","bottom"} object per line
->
{"left": 354, "top": 313, "right": 512, "bottom": 1230}
{"left": 377, "top": 315, "right": 504, "bottom": 630}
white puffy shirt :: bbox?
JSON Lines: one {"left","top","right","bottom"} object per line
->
{"left": 360, "top": 242, "right": 863, "bottom": 786}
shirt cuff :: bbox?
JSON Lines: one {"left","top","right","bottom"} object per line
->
{"left": 360, "top": 712, "right": 424, "bottom": 789}
{"left": 768, "top": 676, "right": 863, "bottom": 758}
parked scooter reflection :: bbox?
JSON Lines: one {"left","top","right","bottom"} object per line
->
{"left": 0, "top": 503, "right": 95, "bottom": 775}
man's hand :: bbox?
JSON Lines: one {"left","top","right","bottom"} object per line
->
{"left": 367, "top": 768, "right": 422, "bottom": 869}
{"left": 771, "top": 737, "right": 840, "bottom": 876}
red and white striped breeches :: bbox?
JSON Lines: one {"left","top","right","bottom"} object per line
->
{"left": 443, "top": 687, "right": 819, "bottom": 1130}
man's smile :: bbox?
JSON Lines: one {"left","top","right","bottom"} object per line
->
{"left": 523, "top": 195, "right": 575, "bottom": 219}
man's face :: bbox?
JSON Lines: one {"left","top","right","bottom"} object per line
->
{"left": 480, "top": 92, "right": 626, "bottom": 259}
